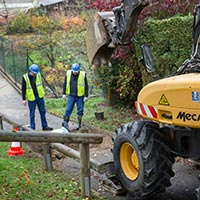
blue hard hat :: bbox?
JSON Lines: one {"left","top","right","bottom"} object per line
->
{"left": 29, "top": 64, "right": 39, "bottom": 74}
{"left": 71, "top": 63, "right": 80, "bottom": 72}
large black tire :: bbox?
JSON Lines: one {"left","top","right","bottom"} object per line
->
{"left": 113, "top": 120, "right": 175, "bottom": 200}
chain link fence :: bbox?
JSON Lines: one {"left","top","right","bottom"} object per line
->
{"left": 0, "top": 36, "right": 29, "bottom": 84}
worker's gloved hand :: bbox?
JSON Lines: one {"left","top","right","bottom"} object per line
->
{"left": 84, "top": 97, "right": 88, "bottom": 102}
{"left": 62, "top": 94, "right": 67, "bottom": 99}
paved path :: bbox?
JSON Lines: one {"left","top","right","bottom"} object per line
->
{"left": 0, "top": 73, "right": 63, "bottom": 130}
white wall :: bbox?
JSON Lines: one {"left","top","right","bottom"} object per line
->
{"left": 0, "top": 0, "right": 38, "bottom": 9}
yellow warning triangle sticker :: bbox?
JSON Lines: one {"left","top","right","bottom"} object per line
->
{"left": 159, "top": 94, "right": 169, "bottom": 105}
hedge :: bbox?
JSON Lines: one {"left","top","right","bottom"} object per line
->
{"left": 139, "top": 15, "right": 193, "bottom": 78}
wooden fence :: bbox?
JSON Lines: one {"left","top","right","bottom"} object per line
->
{"left": 0, "top": 116, "right": 104, "bottom": 199}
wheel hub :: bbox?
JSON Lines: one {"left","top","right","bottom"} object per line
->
{"left": 120, "top": 142, "right": 139, "bottom": 180}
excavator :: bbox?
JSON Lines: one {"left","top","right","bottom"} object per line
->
{"left": 86, "top": 0, "right": 200, "bottom": 199}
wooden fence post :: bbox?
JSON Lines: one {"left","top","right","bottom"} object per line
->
{"left": 0, "top": 116, "right": 3, "bottom": 130}
{"left": 42, "top": 143, "right": 53, "bottom": 171}
{"left": 80, "top": 143, "right": 91, "bottom": 198}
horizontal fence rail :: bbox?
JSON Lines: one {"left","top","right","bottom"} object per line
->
{"left": 0, "top": 130, "right": 103, "bottom": 143}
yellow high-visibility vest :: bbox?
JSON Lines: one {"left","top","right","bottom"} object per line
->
{"left": 66, "top": 70, "right": 86, "bottom": 97}
{"left": 23, "top": 72, "right": 45, "bottom": 101}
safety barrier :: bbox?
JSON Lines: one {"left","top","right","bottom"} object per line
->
{"left": 0, "top": 116, "right": 103, "bottom": 198}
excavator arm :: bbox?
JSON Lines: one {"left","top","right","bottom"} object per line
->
{"left": 86, "top": 0, "right": 149, "bottom": 66}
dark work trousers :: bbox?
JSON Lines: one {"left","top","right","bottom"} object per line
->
{"left": 28, "top": 96, "right": 47, "bottom": 130}
{"left": 64, "top": 95, "right": 84, "bottom": 117}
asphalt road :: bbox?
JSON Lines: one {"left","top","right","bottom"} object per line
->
{"left": 0, "top": 72, "right": 200, "bottom": 200}
{"left": 157, "top": 161, "right": 199, "bottom": 200}
{"left": 54, "top": 153, "right": 200, "bottom": 200}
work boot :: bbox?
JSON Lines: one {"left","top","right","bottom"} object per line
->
{"left": 77, "top": 115, "right": 82, "bottom": 130}
{"left": 62, "top": 116, "right": 70, "bottom": 131}
{"left": 43, "top": 126, "right": 53, "bottom": 131}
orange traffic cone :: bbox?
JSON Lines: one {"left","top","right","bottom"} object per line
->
{"left": 7, "top": 126, "right": 25, "bottom": 156}
{"left": 7, "top": 142, "right": 24, "bottom": 156}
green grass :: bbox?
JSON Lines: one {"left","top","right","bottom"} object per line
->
{"left": 0, "top": 142, "right": 103, "bottom": 200}
{"left": 45, "top": 96, "right": 137, "bottom": 132}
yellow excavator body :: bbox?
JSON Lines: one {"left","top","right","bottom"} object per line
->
{"left": 135, "top": 73, "right": 200, "bottom": 128}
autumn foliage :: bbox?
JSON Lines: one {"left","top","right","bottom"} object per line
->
{"left": 62, "top": 16, "right": 87, "bottom": 32}
{"left": 7, "top": 0, "right": 200, "bottom": 105}
{"left": 86, "top": 0, "right": 198, "bottom": 19}
{"left": 86, "top": 0, "right": 120, "bottom": 11}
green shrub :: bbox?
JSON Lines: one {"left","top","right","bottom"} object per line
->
{"left": 10, "top": 12, "right": 32, "bottom": 34}
{"left": 140, "top": 15, "right": 193, "bottom": 79}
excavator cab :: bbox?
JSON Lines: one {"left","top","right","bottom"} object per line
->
{"left": 86, "top": 0, "right": 149, "bottom": 66}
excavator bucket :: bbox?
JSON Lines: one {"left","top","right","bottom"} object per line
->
{"left": 86, "top": 0, "right": 149, "bottom": 66}
{"left": 86, "top": 12, "right": 115, "bottom": 66}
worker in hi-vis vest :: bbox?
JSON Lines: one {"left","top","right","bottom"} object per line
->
{"left": 22, "top": 64, "right": 53, "bottom": 131}
{"left": 62, "top": 63, "right": 88, "bottom": 131}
